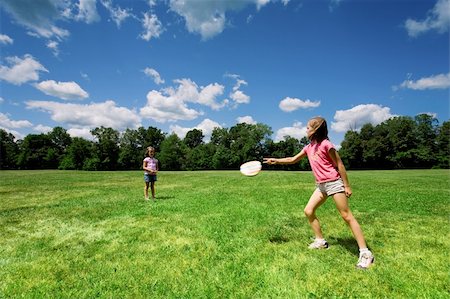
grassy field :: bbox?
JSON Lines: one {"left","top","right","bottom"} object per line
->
{"left": 0, "top": 169, "right": 449, "bottom": 298}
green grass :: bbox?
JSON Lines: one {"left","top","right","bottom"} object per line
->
{"left": 1, "top": 169, "right": 449, "bottom": 298}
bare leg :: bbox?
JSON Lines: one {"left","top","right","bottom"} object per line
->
{"left": 304, "top": 189, "right": 328, "bottom": 239}
{"left": 332, "top": 192, "right": 367, "bottom": 249}
{"left": 150, "top": 182, "right": 156, "bottom": 200}
{"left": 144, "top": 182, "right": 149, "bottom": 200}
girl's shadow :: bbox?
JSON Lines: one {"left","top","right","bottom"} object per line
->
{"left": 156, "top": 196, "right": 174, "bottom": 200}
{"left": 330, "top": 237, "right": 360, "bottom": 256}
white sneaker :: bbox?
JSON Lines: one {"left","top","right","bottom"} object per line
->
{"left": 308, "top": 239, "right": 329, "bottom": 249}
{"left": 356, "top": 251, "right": 374, "bottom": 269}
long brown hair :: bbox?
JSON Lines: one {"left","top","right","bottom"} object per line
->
{"left": 307, "top": 117, "right": 328, "bottom": 142}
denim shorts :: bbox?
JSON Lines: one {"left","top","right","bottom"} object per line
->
{"left": 316, "top": 178, "right": 345, "bottom": 196}
{"left": 144, "top": 173, "right": 157, "bottom": 183}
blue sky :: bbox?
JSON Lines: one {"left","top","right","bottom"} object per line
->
{"left": 1, "top": 0, "right": 449, "bottom": 146}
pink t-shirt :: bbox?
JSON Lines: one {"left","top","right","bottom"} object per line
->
{"left": 303, "top": 139, "right": 340, "bottom": 183}
{"left": 143, "top": 157, "right": 158, "bottom": 174}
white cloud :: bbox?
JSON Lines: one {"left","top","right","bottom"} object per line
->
{"left": 255, "top": 0, "right": 270, "bottom": 10}
{"left": 46, "top": 40, "right": 60, "bottom": 56}
{"left": 140, "top": 78, "right": 228, "bottom": 122}
{"left": 170, "top": 118, "right": 222, "bottom": 141}
{"left": 198, "top": 82, "right": 227, "bottom": 110}
{"left": 275, "top": 122, "right": 307, "bottom": 142}
{"left": 169, "top": 124, "right": 191, "bottom": 139}
{"left": 34, "top": 80, "right": 89, "bottom": 100}
{"left": 405, "top": 0, "right": 450, "bottom": 37}
{"left": 0, "top": 112, "right": 33, "bottom": 129}
{"left": 226, "top": 74, "right": 250, "bottom": 106}
{"left": 0, "top": 0, "right": 70, "bottom": 40}
{"left": 331, "top": 104, "right": 395, "bottom": 133}
{"left": 2, "top": 0, "right": 100, "bottom": 38}
{"left": 279, "top": 97, "right": 321, "bottom": 112}
{"left": 140, "top": 13, "right": 164, "bottom": 41}
{"left": 143, "top": 67, "right": 165, "bottom": 85}
{"left": 100, "top": 0, "right": 133, "bottom": 28}
{"left": 0, "top": 34, "right": 13, "bottom": 45}
{"left": 140, "top": 89, "right": 202, "bottom": 123}
{"left": 81, "top": 72, "right": 90, "bottom": 80}
{"left": 74, "top": 0, "right": 100, "bottom": 24}
{"left": 67, "top": 127, "right": 94, "bottom": 140}
{"left": 199, "top": 119, "right": 221, "bottom": 136}
{"left": 0, "top": 127, "right": 24, "bottom": 140}
{"left": 169, "top": 0, "right": 270, "bottom": 40}
{"left": 230, "top": 90, "right": 250, "bottom": 105}
{"left": 0, "top": 55, "right": 48, "bottom": 85}
{"left": 169, "top": 0, "right": 227, "bottom": 40}
{"left": 396, "top": 73, "right": 450, "bottom": 90}
{"left": 34, "top": 124, "right": 52, "bottom": 134}
{"left": 26, "top": 100, "right": 141, "bottom": 130}
{"left": 237, "top": 115, "right": 257, "bottom": 125}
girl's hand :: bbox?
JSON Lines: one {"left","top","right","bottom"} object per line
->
{"left": 345, "top": 186, "right": 352, "bottom": 198}
{"left": 145, "top": 167, "right": 157, "bottom": 174}
{"left": 263, "top": 158, "right": 276, "bottom": 165}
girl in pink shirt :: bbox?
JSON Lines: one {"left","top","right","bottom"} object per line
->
{"left": 264, "top": 117, "right": 374, "bottom": 269}
{"left": 143, "top": 146, "right": 159, "bottom": 201}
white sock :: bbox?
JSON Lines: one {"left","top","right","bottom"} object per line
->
{"left": 359, "top": 248, "right": 371, "bottom": 255}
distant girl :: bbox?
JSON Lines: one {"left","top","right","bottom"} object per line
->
{"left": 264, "top": 117, "right": 374, "bottom": 269}
{"left": 143, "top": 146, "right": 159, "bottom": 201}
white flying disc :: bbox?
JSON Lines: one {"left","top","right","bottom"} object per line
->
{"left": 240, "top": 160, "right": 262, "bottom": 176}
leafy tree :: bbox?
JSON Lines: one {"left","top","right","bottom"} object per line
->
{"left": 436, "top": 121, "right": 450, "bottom": 168}
{"left": 340, "top": 130, "right": 364, "bottom": 169}
{"left": 211, "top": 144, "right": 236, "bottom": 169}
{"left": 185, "top": 143, "right": 216, "bottom": 170}
{"left": 228, "top": 123, "right": 272, "bottom": 166}
{"left": 265, "top": 136, "right": 308, "bottom": 170}
{"left": 48, "top": 127, "right": 72, "bottom": 168}
{"left": 340, "top": 115, "right": 449, "bottom": 169}
{"left": 183, "top": 129, "right": 216, "bottom": 170}
{"left": 83, "top": 156, "right": 101, "bottom": 171}
{"left": 158, "top": 134, "right": 187, "bottom": 170}
{"left": 59, "top": 137, "right": 94, "bottom": 170}
{"left": 210, "top": 127, "right": 231, "bottom": 147}
{"left": 136, "top": 126, "right": 166, "bottom": 153}
{"left": 0, "top": 129, "right": 19, "bottom": 169}
{"left": 359, "top": 123, "right": 392, "bottom": 169}
{"left": 118, "top": 128, "right": 142, "bottom": 170}
{"left": 17, "top": 134, "right": 54, "bottom": 169}
{"left": 210, "top": 127, "right": 235, "bottom": 169}
{"left": 184, "top": 129, "right": 204, "bottom": 148}
{"left": 121, "top": 126, "right": 166, "bottom": 169}
{"left": 384, "top": 116, "right": 418, "bottom": 168}
{"left": 209, "top": 123, "right": 273, "bottom": 169}
{"left": 91, "top": 127, "right": 120, "bottom": 170}
{"left": 4, "top": 117, "right": 449, "bottom": 171}
{"left": 413, "top": 114, "right": 438, "bottom": 168}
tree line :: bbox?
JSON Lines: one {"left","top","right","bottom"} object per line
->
{"left": 339, "top": 114, "right": 449, "bottom": 169}
{"left": 1, "top": 114, "right": 448, "bottom": 171}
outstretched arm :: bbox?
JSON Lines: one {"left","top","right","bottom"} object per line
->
{"left": 263, "top": 149, "right": 307, "bottom": 165}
